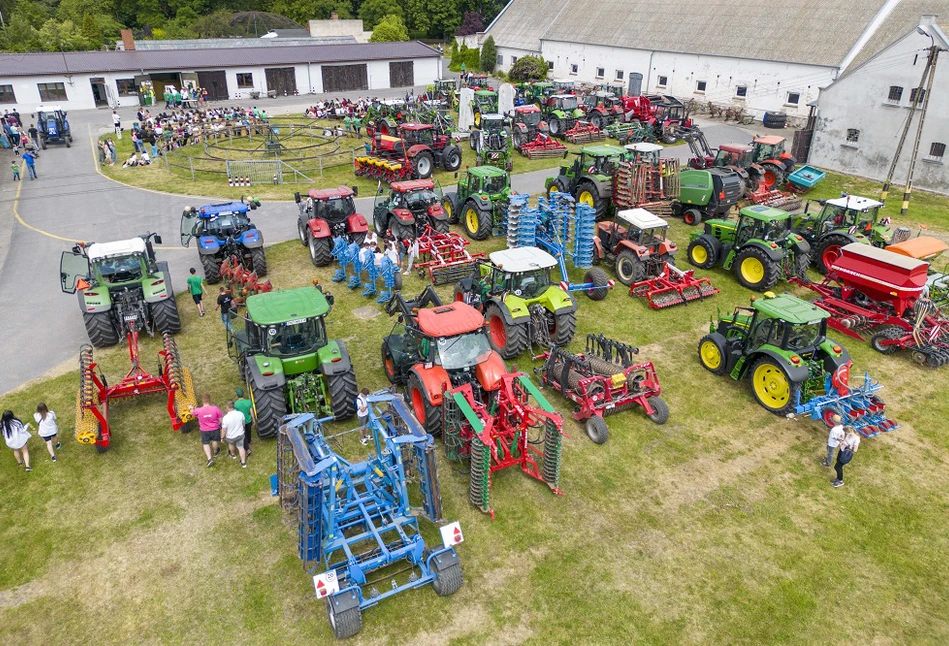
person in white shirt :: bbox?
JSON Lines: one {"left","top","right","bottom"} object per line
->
{"left": 34, "top": 402, "right": 60, "bottom": 462}
{"left": 356, "top": 388, "right": 371, "bottom": 445}
{"left": 221, "top": 401, "right": 248, "bottom": 467}
{"left": 364, "top": 230, "right": 378, "bottom": 250}
{"left": 833, "top": 429, "right": 860, "bottom": 488}
{"left": 2, "top": 410, "right": 32, "bottom": 471}
{"left": 820, "top": 414, "right": 845, "bottom": 467}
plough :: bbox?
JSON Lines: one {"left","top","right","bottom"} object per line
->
{"left": 412, "top": 227, "right": 485, "bottom": 285}
{"left": 534, "top": 334, "right": 668, "bottom": 444}
{"left": 519, "top": 132, "right": 568, "bottom": 159}
{"left": 564, "top": 120, "right": 606, "bottom": 144}
{"left": 443, "top": 372, "right": 565, "bottom": 519}
{"left": 277, "top": 392, "right": 463, "bottom": 640}
{"left": 787, "top": 371, "right": 898, "bottom": 438}
{"left": 628, "top": 260, "right": 718, "bottom": 309}
{"left": 219, "top": 255, "right": 273, "bottom": 305}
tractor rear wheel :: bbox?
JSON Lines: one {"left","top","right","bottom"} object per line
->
{"left": 327, "top": 369, "right": 358, "bottom": 419}
{"left": 687, "top": 238, "right": 717, "bottom": 269}
{"left": 83, "top": 312, "right": 119, "bottom": 347}
{"left": 584, "top": 268, "right": 611, "bottom": 300}
{"left": 816, "top": 235, "right": 851, "bottom": 274}
{"left": 431, "top": 560, "right": 464, "bottom": 596}
{"left": 408, "top": 372, "right": 442, "bottom": 436}
{"left": 412, "top": 151, "right": 434, "bottom": 179}
{"left": 382, "top": 339, "right": 402, "bottom": 384}
{"left": 615, "top": 249, "right": 645, "bottom": 286}
{"left": 735, "top": 246, "right": 780, "bottom": 291}
{"left": 462, "top": 199, "right": 492, "bottom": 241}
{"left": 433, "top": 218, "right": 450, "bottom": 234}
{"left": 200, "top": 254, "right": 221, "bottom": 283}
{"left": 249, "top": 248, "right": 267, "bottom": 276}
{"left": 584, "top": 415, "right": 609, "bottom": 444}
{"left": 326, "top": 597, "right": 362, "bottom": 640}
{"left": 309, "top": 235, "right": 333, "bottom": 267}
{"left": 750, "top": 358, "right": 799, "bottom": 416}
{"left": 350, "top": 231, "right": 367, "bottom": 247}
{"left": 548, "top": 118, "right": 563, "bottom": 137}
{"left": 645, "top": 396, "right": 670, "bottom": 424}
{"left": 391, "top": 218, "right": 415, "bottom": 242}
{"left": 550, "top": 309, "right": 577, "bottom": 347}
{"left": 761, "top": 163, "right": 786, "bottom": 189}
{"left": 250, "top": 383, "right": 286, "bottom": 439}
{"left": 683, "top": 208, "right": 703, "bottom": 226}
{"left": 485, "top": 304, "right": 527, "bottom": 359}
{"left": 697, "top": 334, "right": 728, "bottom": 375}
{"left": 576, "top": 180, "right": 607, "bottom": 220}
{"left": 151, "top": 298, "right": 182, "bottom": 334}
{"left": 590, "top": 114, "right": 605, "bottom": 130}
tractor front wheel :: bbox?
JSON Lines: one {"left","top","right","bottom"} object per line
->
{"left": 645, "top": 396, "right": 670, "bottom": 424}
{"left": 576, "top": 180, "right": 607, "bottom": 220}
{"left": 735, "top": 246, "right": 780, "bottom": 291}
{"left": 584, "top": 267, "right": 611, "bottom": 300}
{"left": 200, "top": 254, "right": 221, "bottom": 283}
{"left": 250, "top": 383, "right": 286, "bottom": 439}
{"left": 750, "top": 358, "right": 799, "bottom": 416}
{"left": 327, "top": 369, "right": 358, "bottom": 419}
{"left": 485, "top": 304, "right": 527, "bottom": 359}
{"left": 326, "top": 596, "right": 363, "bottom": 640}
{"left": 309, "top": 235, "right": 333, "bottom": 267}
{"left": 442, "top": 145, "right": 462, "bottom": 172}
{"left": 249, "top": 248, "right": 267, "bottom": 276}
{"left": 382, "top": 339, "right": 402, "bottom": 384}
{"left": 442, "top": 192, "right": 459, "bottom": 224}
{"left": 297, "top": 220, "right": 308, "bottom": 246}
{"left": 687, "top": 238, "right": 718, "bottom": 269}
{"left": 412, "top": 151, "right": 434, "bottom": 179}
{"left": 150, "top": 298, "right": 182, "bottom": 334}
{"left": 697, "top": 334, "right": 728, "bottom": 375}
{"left": 584, "top": 415, "right": 609, "bottom": 444}
{"left": 408, "top": 372, "right": 443, "bottom": 436}
{"left": 549, "top": 309, "right": 577, "bottom": 347}
{"left": 615, "top": 249, "right": 645, "bottom": 286}
{"left": 462, "top": 199, "right": 492, "bottom": 241}
{"left": 82, "top": 311, "right": 119, "bottom": 347}
{"left": 816, "top": 235, "right": 850, "bottom": 274}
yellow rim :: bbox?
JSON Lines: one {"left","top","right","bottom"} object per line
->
{"left": 578, "top": 190, "right": 595, "bottom": 206}
{"left": 474, "top": 113, "right": 481, "bottom": 127}
{"left": 753, "top": 363, "right": 791, "bottom": 410}
{"left": 700, "top": 341, "right": 722, "bottom": 370}
{"left": 740, "top": 256, "right": 765, "bottom": 284}
{"left": 691, "top": 245, "right": 708, "bottom": 264}
{"left": 444, "top": 201, "right": 452, "bottom": 219}
{"left": 465, "top": 207, "right": 479, "bottom": 234}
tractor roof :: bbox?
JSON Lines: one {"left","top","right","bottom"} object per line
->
{"left": 308, "top": 185, "right": 355, "bottom": 200}
{"left": 199, "top": 201, "right": 250, "bottom": 218}
{"left": 490, "top": 246, "right": 557, "bottom": 272}
{"left": 551, "top": 93, "right": 576, "bottom": 99}
{"left": 515, "top": 105, "right": 541, "bottom": 113}
{"left": 391, "top": 179, "right": 435, "bottom": 192}
{"left": 87, "top": 237, "right": 147, "bottom": 262}
{"left": 825, "top": 195, "right": 882, "bottom": 211}
{"left": 625, "top": 142, "right": 663, "bottom": 153}
{"left": 753, "top": 293, "right": 829, "bottom": 325}
{"left": 753, "top": 135, "right": 786, "bottom": 145}
{"left": 379, "top": 98, "right": 405, "bottom": 106}
{"left": 617, "top": 208, "right": 667, "bottom": 230}
{"left": 400, "top": 122, "right": 432, "bottom": 131}
{"left": 739, "top": 205, "right": 791, "bottom": 221}
{"left": 416, "top": 303, "right": 484, "bottom": 337}
{"left": 245, "top": 286, "right": 330, "bottom": 325}
{"left": 468, "top": 165, "right": 507, "bottom": 177}
{"left": 887, "top": 235, "right": 949, "bottom": 261}
{"left": 719, "top": 143, "right": 754, "bottom": 153}
{"left": 474, "top": 90, "right": 497, "bottom": 97}
{"left": 581, "top": 144, "right": 626, "bottom": 157}
{"left": 36, "top": 104, "right": 63, "bottom": 112}
{"left": 532, "top": 82, "right": 553, "bottom": 87}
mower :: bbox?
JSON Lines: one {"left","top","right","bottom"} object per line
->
{"left": 180, "top": 198, "right": 265, "bottom": 283}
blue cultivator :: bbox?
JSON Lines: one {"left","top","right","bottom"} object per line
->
{"left": 277, "top": 392, "right": 464, "bottom": 640}
{"left": 789, "top": 371, "right": 899, "bottom": 439}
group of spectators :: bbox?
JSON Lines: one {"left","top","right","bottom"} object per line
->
{"left": 3, "top": 110, "right": 40, "bottom": 180}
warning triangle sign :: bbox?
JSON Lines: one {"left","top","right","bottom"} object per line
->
{"left": 453, "top": 527, "right": 462, "bottom": 541}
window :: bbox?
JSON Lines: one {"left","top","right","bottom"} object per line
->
{"left": 596, "top": 67, "right": 605, "bottom": 79}
{"left": 547, "top": 60, "right": 554, "bottom": 70}
{"left": 511, "top": 56, "right": 517, "bottom": 64}
{"left": 37, "top": 82, "right": 67, "bottom": 102}
{"left": 115, "top": 79, "right": 137, "bottom": 96}
{"left": 910, "top": 87, "right": 926, "bottom": 104}
{"left": 615, "top": 70, "right": 624, "bottom": 81}
{"left": 236, "top": 73, "right": 254, "bottom": 89}
{"left": 735, "top": 85, "right": 747, "bottom": 98}
{"left": 570, "top": 63, "right": 578, "bottom": 75}
{"left": 656, "top": 75, "right": 668, "bottom": 87}
{"left": 846, "top": 129, "right": 860, "bottom": 143}
{"left": 0, "top": 85, "right": 15, "bottom": 103}
{"left": 887, "top": 85, "right": 903, "bottom": 103}
{"left": 786, "top": 91, "right": 801, "bottom": 106}
{"left": 928, "top": 142, "right": 946, "bottom": 161}
{"left": 695, "top": 80, "right": 707, "bottom": 93}
{"left": 497, "top": 55, "right": 503, "bottom": 65}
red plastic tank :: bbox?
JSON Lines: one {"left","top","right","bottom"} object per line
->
{"left": 831, "top": 243, "right": 929, "bottom": 315}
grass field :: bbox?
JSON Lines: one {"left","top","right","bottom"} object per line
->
{"left": 3, "top": 204, "right": 949, "bottom": 643}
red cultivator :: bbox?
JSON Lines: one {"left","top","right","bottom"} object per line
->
{"left": 535, "top": 334, "right": 668, "bottom": 444}
{"left": 220, "top": 255, "right": 273, "bottom": 304}
{"left": 629, "top": 261, "right": 718, "bottom": 309}
{"left": 412, "top": 227, "right": 485, "bottom": 285}
{"left": 564, "top": 121, "right": 606, "bottom": 144}
{"left": 747, "top": 184, "right": 802, "bottom": 211}
{"left": 520, "top": 133, "right": 569, "bottom": 159}
{"left": 443, "top": 373, "right": 564, "bottom": 519}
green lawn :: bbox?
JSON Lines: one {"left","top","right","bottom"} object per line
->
{"left": 3, "top": 213, "right": 949, "bottom": 643}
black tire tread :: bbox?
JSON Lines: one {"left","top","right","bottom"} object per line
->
{"left": 327, "top": 368, "right": 358, "bottom": 419}
{"left": 550, "top": 310, "right": 577, "bottom": 347}
{"left": 151, "top": 298, "right": 182, "bottom": 334}
{"left": 249, "top": 247, "right": 267, "bottom": 277}
{"left": 83, "top": 311, "right": 119, "bottom": 347}
{"left": 251, "top": 384, "right": 286, "bottom": 439}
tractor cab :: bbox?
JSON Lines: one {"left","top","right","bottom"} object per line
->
{"left": 751, "top": 135, "right": 792, "bottom": 164}
{"left": 799, "top": 195, "right": 884, "bottom": 237}
{"left": 741, "top": 294, "right": 831, "bottom": 356}
{"left": 472, "top": 90, "right": 499, "bottom": 112}
{"left": 735, "top": 206, "right": 792, "bottom": 245}
{"left": 388, "top": 179, "right": 442, "bottom": 213}
{"left": 180, "top": 201, "right": 257, "bottom": 247}
{"left": 624, "top": 142, "right": 663, "bottom": 165}
{"left": 374, "top": 179, "right": 445, "bottom": 237}
{"left": 616, "top": 208, "right": 677, "bottom": 254}
{"left": 466, "top": 74, "right": 492, "bottom": 90}
{"left": 460, "top": 165, "right": 511, "bottom": 197}
{"left": 480, "top": 113, "right": 508, "bottom": 133}
{"left": 434, "top": 79, "right": 457, "bottom": 93}
{"left": 484, "top": 247, "right": 558, "bottom": 299}
{"left": 35, "top": 104, "right": 71, "bottom": 147}
{"left": 576, "top": 146, "right": 625, "bottom": 179}
{"left": 305, "top": 186, "right": 358, "bottom": 223}
{"left": 548, "top": 94, "right": 581, "bottom": 114}
{"left": 715, "top": 144, "right": 755, "bottom": 169}
{"left": 553, "top": 79, "right": 576, "bottom": 93}
{"left": 514, "top": 105, "right": 543, "bottom": 129}
{"left": 401, "top": 123, "right": 436, "bottom": 147}
{"left": 61, "top": 235, "right": 161, "bottom": 294}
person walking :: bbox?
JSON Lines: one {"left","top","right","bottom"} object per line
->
{"left": 820, "top": 414, "right": 845, "bottom": 467}
{"left": 11, "top": 160, "right": 19, "bottom": 181}
{"left": 34, "top": 403, "right": 60, "bottom": 462}
{"left": 191, "top": 394, "right": 223, "bottom": 467}
{"left": 215, "top": 286, "right": 233, "bottom": 327}
{"left": 187, "top": 267, "right": 206, "bottom": 317}
{"left": 233, "top": 388, "right": 254, "bottom": 457}
{"left": 832, "top": 428, "right": 861, "bottom": 488}
{"left": 2, "top": 410, "right": 32, "bottom": 471}
{"left": 356, "top": 388, "right": 371, "bottom": 445}
{"left": 221, "top": 401, "right": 248, "bottom": 467}
{"left": 22, "top": 149, "right": 36, "bottom": 179}
{"left": 28, "top": 123, "right": 38, "bottom": 148}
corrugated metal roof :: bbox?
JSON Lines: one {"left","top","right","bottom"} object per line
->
{"left": 0, "top": 41, "right": 439, "bottom": 77}
{"left": 486, "top": 0, "right": 571, "bottom": 52}
{"left": 846, "top": 1, "right": 949, "bottom": 69}
{"left": 125, "top": 36, "right": 357, "bottom": 50}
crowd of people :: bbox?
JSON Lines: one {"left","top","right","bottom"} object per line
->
{"left": 3, "top": 109, "right": 41, "bottom": 181}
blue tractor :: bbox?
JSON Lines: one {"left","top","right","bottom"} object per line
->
{"left": 277, "top": 392, "right": 464, "bottom": 639}
{"left": 35, "top": 104, "right": 72, "bottom": 148}
{"left": 180, "top": 198, "right": 265, "bottom": 283}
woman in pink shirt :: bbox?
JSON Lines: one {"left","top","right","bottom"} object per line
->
{"left": 191, "top": 393, "right": 223, "bottom": 467}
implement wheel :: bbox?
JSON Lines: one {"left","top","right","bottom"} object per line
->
{"left": 750, "top": 358, "right": 799, "bottom": 416}
{"left": 431, "top": 560, "right": 464, "bottom": 596}
{"left": 584, "top": 267, "right": 610, "bottom": 301}
{"left": 645, "top": 396, "right": 670, "bottom": 424}
{"left": 584, "top": 415, "right": 609, "bottom": 444}
{"left": 326, "top": 596, "right": 362, "bottom": 640}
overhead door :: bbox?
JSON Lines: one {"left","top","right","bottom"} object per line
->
{"left": 389, "top": 61, "right": 415, "bottom": 88}
{"left": 265, "top": 67, "right": 297, "bottom": 96}
{"left": 322, "top": 64, "right": 368, "bottom": 93}
{"left": 197, "top": 70, "right": 228, "bottom": 101}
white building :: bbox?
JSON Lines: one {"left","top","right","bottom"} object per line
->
{"left": 484, "top": 0, "right": 949, "bottom": 120}
{"left": 0, "top": 41, "right": 441, "bottom": 111}
{"left": 809, "top": 15, "right": 949, "bottom": 194}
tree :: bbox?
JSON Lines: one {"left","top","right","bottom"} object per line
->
{"left": 456, "top": 11, "right": 482, "bottom": 36}
{"left": 507, "top": 55, "right": 549, "bottom": 82}
{"left": 358, "top": 0, "right": 402, "bottom": 30}
{"left": 0, "top": 14, "right": 40, "bottom": 52}
{"left": 369, "top": 13, "right": 408, "bottom": 42}
{"left": 81, "top": 13, "right": 102, "bottom": 47}
{"left": 36, "top": 18, "right": 91, "bottom": 51}
{"left": 404, "top": 0, "right": 429, "bottom": 36}
{"left": 425, "top": 0, "right": 459, "bottom": 38}
{"left": 479, "top": 35, "right": 496, "bottom": 73}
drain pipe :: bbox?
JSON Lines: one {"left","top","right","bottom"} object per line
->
{"left": 644, "top": 50, "right": 654, "bottom": 94}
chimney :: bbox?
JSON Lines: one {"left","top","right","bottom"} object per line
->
{"left": 121, "top": 29, "right": 135, "bottom": 51}
{"left": 331, "top": 11, "right": 339, "bottom": 20}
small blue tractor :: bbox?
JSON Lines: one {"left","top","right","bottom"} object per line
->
{"left": 35, "top": 104, "right": 72, "bottom": 148}
{"left": 277, "top": 391, "right": 464, "bottom": 640}
{"left": 180, "top": 198, "right": 264, "bottom": 283}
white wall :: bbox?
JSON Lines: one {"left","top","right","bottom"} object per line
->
{"left": 367, "top": 60, "right": 390, "bottom": 90}
{"left": 414, "top": 57, "right": 440, "bottom": 85}
{"left": 495, "top": 46, "right": 540, "bottom": 71}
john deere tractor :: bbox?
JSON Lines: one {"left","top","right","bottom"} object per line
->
{"left": 697, "top": 293, "right": 852, "bottom": 415}
{"left": 226, "top": 285, "right": 357, "bottom": 438}
{"left": 686, "top": 205, "right": 811, "bottom": 291}
{"left": 471, "top": 90, "right": 499, "bottom": 129}
{"left": 180, "top": 199, "right": 265, "bottom": 283}
{"left": 443, "top": 165, "right": 514, "bottom": 240}
{"left": 455, "top": 247, "right": 577, "bottom": 359}
{"left": 545, "top": 145, "right": 627, "bottom": 220}
{"left": 59, "top": 232, "right": 181, "bottom": 347}
{"left": 543, "top": 94, "right": 585, "bottom": 138}
{"left": 791, "top": 195, "right": 912, "bottom": 273}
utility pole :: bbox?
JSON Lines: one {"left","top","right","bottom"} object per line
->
{"left": 901, "top": 46, "right": 940, "bottom": 215}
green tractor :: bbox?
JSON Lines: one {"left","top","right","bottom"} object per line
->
{"left": 454, "top": 247, "right": 577, "bottom": 359}
{"left": 543, "top": 94, "right": 585, "bottom": 138}
{"left": 226, "top": 285, "right": 358, "bottom": 438}
{"left": 697, "top": 293, "right": 852, "bottom": 415}
{"left": 471, "top": 90, "right": 499, "bottom": 129}
{"left": 430, "top": 79, "right": 458, "bottom": 108}
{"left": 790, "top": 195, "right": 912, "bottom": 274}
{"left": 686, "top": 205, "right": 811, "bottom": 291}
{"left": 59, "top": 233, "right": 181, "bottom": 347}
{"left": 442, "top": 165, "right": 514, "bottom": 241}
{"left": 518, "top": 81, "right": 555, "bottom": 108}
{"left": 545, "top": 145, "right": 626, "bottom": 220}
{"left": 672, "top": 167, "right": 744, "bottom": 226}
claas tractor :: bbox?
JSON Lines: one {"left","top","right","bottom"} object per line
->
{"left": 543, "top": 94, "right": 586, "bottom": 138}
{"left": 454, "top": 247, "right": 577, "bottom": 358}
{"left": 545, "top": 145, "right": 627, "bottom": 220}
{"left": 355, "top": 123, "right": 462, "bottom": 181}
{"left": 687, "top": 205, "right": 811, "bottom": 291}
{"left": 294, "top": 186, "right": 368, "bottom": 267}
{"left": 512, "top": 105, "right": 568, "bottom": 159}
{"left": 226, "top": 284, "right": 358, "bottom": 439}
{"left": 443, "top": 165, "right": 514, "bottom": 240}
{"left": 791, "top": 194, "right": 911, "bottom": 273}
{"left": 60, "top": 232, "right": 181, "bottom": 347}
{"left": 372, "top": 179, "right": 449, "bottom": 239}
{"left": 470, "top": 89, "right": 499, "bottom": 129}
{"left": 672, "top": 167, "right": 744, "bottom": 225}
{"left": 180, "top": 199, "right": 265, "bottom": 283}
{"left": 35, "top": 104, "right": 71, "bottom": 148}
{"left": 697, "top": 293, "right": 898, "bottom": 437}
{"left": 750, "top": 135, "right": 796, "bottom": 188}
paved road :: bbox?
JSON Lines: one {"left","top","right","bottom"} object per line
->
{"left": 0, "top": 87, "right": 753, "bottom": 395}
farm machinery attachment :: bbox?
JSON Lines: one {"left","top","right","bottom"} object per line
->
{"left": 277, "top": 392, "right": 463, "bottom": 640}
{"left": 512, "top": 105, "right": 568, "bottom": 159}
{"left": 564, "top": 120, "right": 606, "bottom": 145}
{"left": 412, "top": 226, "right": 486, "bottom": 286}
{"left": 535, "top": 334, "right": 668, "bottom": 444}
{"left": 219, "top": 256, "right": 273, "bottom": 306}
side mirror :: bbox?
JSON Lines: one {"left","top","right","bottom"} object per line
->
{"left": 351, "top": 185, "right": 359, "bottom": 196}
{"left": 154, "top": 234, "right": 163, "bottom": 245}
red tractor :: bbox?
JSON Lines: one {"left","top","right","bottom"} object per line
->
{"left": 294, "top": 185, "right": 368, "bottom": 266}
{"left": 618, "top": 94, "right": 692, "bottom": 143}
{"left": 512, "top": 105, "right": 568, "bottom": 159}
{"left": 582, "top": 91, "right": 624, "bottom": 129}
{"left": 355, "top": 123, "right": 462, "bottom": 181}
{"left": 750, "top": 135, "right": 796, "bottom": 188}
{"left": 372, "top": 179, "right": 450, "bottom": 239}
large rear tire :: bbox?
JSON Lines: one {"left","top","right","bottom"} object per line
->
{"left": 550, "top": 309, "right": 577, "bottom": 347}
{"left": 485, "top": 303, "right": 527, "bottom": 359}
{"left": 83, "top": 311, "right": 119, "bottom": 347}
{"left": 407, "top": 372, "right": 442, "bottom": 436}
{"left": 309, "top": 235, "right": 333, "bottom": 267}
{"left": 151, "top": 298, "right": 182, "bottom": 334}
{"left": 442, "top": 145, "right": 462, "bottom": 172}
{"left": 326, "top": 368, "right": 358, "bottom": 419}
{"left": 250, "top": 383, "right": 285, "bottom": 439}
{"left": 815, "top": 234, "right": 851, "bottom": 275}
{"left": 735, "top": 246, "right": 780, "bottom": 291}
{"left": 249, "top": 247, "right": 267, "bottom": 277}
{"left": 761, "top": 163, "right": 786, "bottom": 189}
{"left": 200, "top": 254, "right": 221, "bottom": 283}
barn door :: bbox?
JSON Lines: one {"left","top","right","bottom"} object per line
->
{"left": 265, "top": 67, "right": 298, "bottom": 96}
{"left": 389, "top": 61, "right": 415, "bottom": 88}
{"left": 628, "top": 72, "right": 643, "bottom": 97}
{"left": 197, "top": 70, "right": 228, "bottom": 101}
{"left": 322, "top": 64, "right": 369, "bottom": 92}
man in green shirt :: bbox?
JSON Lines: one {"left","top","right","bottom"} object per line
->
{"left": 186, "top": 267, "right": 206, "bottom": 317}
{"left": 234, "top": 387, "right": 254, "bottom": 456}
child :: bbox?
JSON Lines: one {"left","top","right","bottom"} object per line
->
{"left": 34, "top": 403, "right": 60, "bottom": 462}
{"left": 186, "top": 267, "right": 206, "bottom": 317}
{"left": 2, "top": 410, "right": 32, "bottom": 471}
{"left": 356, "top": 388, "right": 370, "bottom": 445}
{"left": 11, "top": 160, "right": 19, "bottom": 181}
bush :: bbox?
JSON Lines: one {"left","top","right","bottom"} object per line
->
{"left": 449, "top": 43, "right": 481, "bottom": 72}
{"left": 480, "top": 35, "right": 497, "bottom": 73}
{"left": 508, "top": 55, "right": 549, "bottom": 82}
